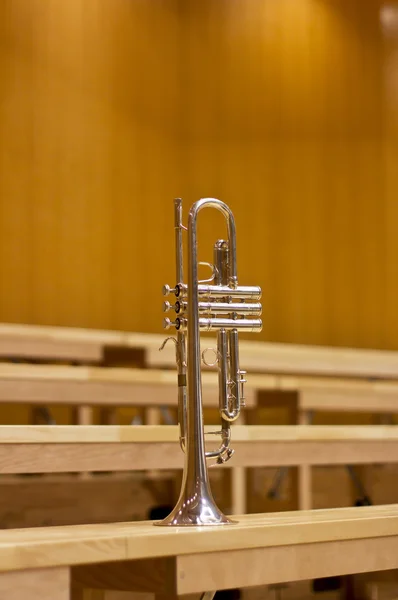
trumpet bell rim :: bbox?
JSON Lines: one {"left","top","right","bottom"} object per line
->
{"left": 154, "top": 494, "right": 236, "bottom": 526}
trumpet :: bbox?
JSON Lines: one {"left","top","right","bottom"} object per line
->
{"left": 157, "top": 198, "right": 262, "bottom": 526}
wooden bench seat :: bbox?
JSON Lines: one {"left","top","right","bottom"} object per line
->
{"left": 3, "top": 323, "right": 398, "bottom": 379}
{"left": 1, "top": 363, "right": 398, "bottom": 516}
{"left": 0, "top": 424, "right": 397, "bottom": 473}
{"left": 0, "top": 424, "right": 397, "bottom": 528}
{"left": 2, "top": 364, "right": 398, "bottom": 416}
{"left": 0, "top": 363, "right": 252, "bottom": 408}
{"left": 1, "top": 505, "right": 398, "bottom": 599}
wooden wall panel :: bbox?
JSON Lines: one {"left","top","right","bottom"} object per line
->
{"left": 0, "top": 0, "right": 396, "bottom": 350}
{"left": 382, "top": 1, "right": 398, "bottom": 349}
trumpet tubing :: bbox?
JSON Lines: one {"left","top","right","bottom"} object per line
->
{"left": 157, "top": 197, "right": 262, "bottom": 527}
{"left": 163, "top": 316, "right": 262, "bottom": 332}
{"left": 164, "top": 300, "right": 262, "bottom": 316}
{"left": 164, "top": 283, "right": 262, "bottom": 300}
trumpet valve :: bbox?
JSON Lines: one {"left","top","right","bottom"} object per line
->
{"left": 163, "top": 317, "right": 176, "bottom": 330}
{"left": 162, "top": 284, "right": 177, "bottom": 296}
{"left": 163, "top": 317, "right": 186, "bottom": 331}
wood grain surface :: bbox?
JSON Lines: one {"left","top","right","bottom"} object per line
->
{"left": 3, "top": 324, "right": 398, "bottom": 378}
{"left": 0, "top": 505, "right": 397, "bottom": 573}
{"left": 0, "top": 425, "right": 397, "bottom": 474}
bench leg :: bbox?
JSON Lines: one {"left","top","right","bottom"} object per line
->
{"left": 81, "top": 595, "right": 209, "bottom": 600}
{"left": 298, "top": 410, "right": 312, "bottom": 510}
{"left": 156, "top": 595, "right": 215, "bottom": 600}
{"left": 72, "top": 591, "right": 208, "bottom": 600}
{"left": 231, "top": 413, "right": 247, "bottom": 515}
{"left": 0, "top": 567, "right": 69, "bottom": 600}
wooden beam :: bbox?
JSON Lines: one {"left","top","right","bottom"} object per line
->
{"left": 0, "top": 364, "right": 253, "bottom": 407}
{"left": 175, "top": 535, "right": 398, "bottom": 594}
{"left": 2, "top": 363, "right": 398, "bottom": 414}
{"left": 0, "top": 425, "right": 397, "bottom": 474}
{"left": 3, "top": 323, "right": 398, "bottom": 379}
{"left": 0, "top": 567, "right": 69, "bottom": 600}
{"left": 0, "top": 505, "right": 397, "bottom": 573}
{"left": 0, "top": 473, "right": 173, "bottom": 528}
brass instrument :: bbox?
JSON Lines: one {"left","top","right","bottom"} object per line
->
{"left": 158, "top": 198, "right": 262, "bottom": 526}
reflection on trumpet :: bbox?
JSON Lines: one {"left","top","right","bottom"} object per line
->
{"left": 157, "top": 197, "right": 262, "bottom": 526}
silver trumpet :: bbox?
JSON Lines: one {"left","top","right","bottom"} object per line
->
{"left": 157, "top": 197, "right": 262, "bottom": 526}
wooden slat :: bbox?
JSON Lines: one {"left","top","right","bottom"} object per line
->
{"left": 3, "top": 324, "right": 398, "bottom": 379}
{"left": 237, "top": 341, "right": 398, "bottom": 379}
{"left": 0, "top": 425, "right": 397, "bottom": 474}
{"left": 0, "top": 567, "right": 69, "bottom": 600}
{"left": 0, "top": 505, "right": 397, "bottom": 572}
{"left": 2, "top": 363, "right": 398, "bottom": 414}
{"left": 176, "top": 536, "right": 398, "bottom": 594}
{"left": 2, "top": 424, "right": 398, "bottom": 443}
{"left": 0, "top": 364, "right": 260, "bottom": 408}
{"left": 0, "top": 474, "right": 172, "bottom": 528}
{"left": 300, "top": 388, "right": 398, "bottom": 413}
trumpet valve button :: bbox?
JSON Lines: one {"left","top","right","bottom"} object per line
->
{"left": 163, "top": 318, "right": 174, "bottom": 329}
{"left": 163, "top": 317, "right": 183, "bottom": 330}
{"left": 163, "top": 301, "right": 172, "bottom": 313}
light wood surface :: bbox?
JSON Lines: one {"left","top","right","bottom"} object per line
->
{"left": 3, "top": 423, "right": 398, "bottom": 443}
{"left": 0, "top": 324, "right": 162, "bottom": 364}
{"left": 0, "top": 473, "right": 172, "bottom": 528}
{"left": 2, "top": 363, "right": 398, "bottom": 414}
{"left": 153, "top": 339, "right": 398, "bottom": 379}
{"left": 4, "top": 324, "right": 398, "bottom": 379}
{"left": 3, "top": 506, "right": 398, "bottom": 597}
{"left": 0, "top": 425, "right": 397, "bottom": 474}
{"left": 0, "top": 504, "right": 397, "bottom": 572}
{"left": 0, "top": 363, "right": 241, "bottom": 408}
{"left": 0, "top": 567, "right": 69, "bottom": 600}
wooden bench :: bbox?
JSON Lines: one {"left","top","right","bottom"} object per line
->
{"left": 2, "top": 363, "right": 398, "bottom": 513}
{"left": 3, "top": 364, "right": 398, "bottom": 418}
{"left": 3, "top": 323, "right": 398, "bottom": 379}
{"left": 0, "top": 324, "right": 165, "bottom": 367}
{"left": 2, "top": 364, "right": 398, "bottom": 513}
{"left": 1, "top": 424, "right": 398, "bottom": 473}
{"left": 0, "top": 504, "right": 398, "bottom": 599}
{"left": 0, "top": 363, "right": 253, "bottom": 428}
{"left": 261, "top": 376, "right": 398, "bottom": 510}
{"left": 0, "top": 425, "right": 397, "bottom": 527}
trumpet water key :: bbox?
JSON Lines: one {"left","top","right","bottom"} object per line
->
{"left": 158, "top": 197, "right": 262, "bottom": 526}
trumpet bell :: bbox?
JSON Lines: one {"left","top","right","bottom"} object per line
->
{"left": 155, "top": 486, "right": 235, "bottom": 526}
